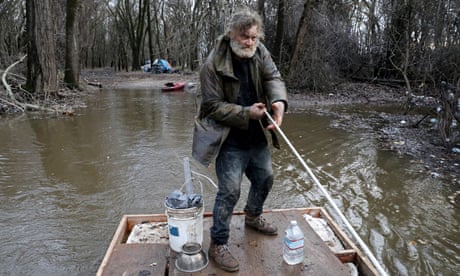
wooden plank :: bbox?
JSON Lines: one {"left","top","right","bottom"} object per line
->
{"left": 169, "top": 209, "right": 350, "bottom": 275}
{"left": 317, "top": 209, "right": 379, "bottom": 276}
{"left": 97, "top": 214, "right": 170, "bottom": 276}
{"left": 97, "top": 208, "right": 378, "bottom": 276}
{"left": 335, "top": 249, "right": 357, "bottom": 263}
{"left": 125, "top": 213, "right": 168, "bottom": 233}
{"left": 97, "top": 215, "right": 128, "bottom": 276}
{"left": 98, "top": 243, "right": 170, "bottom": 276}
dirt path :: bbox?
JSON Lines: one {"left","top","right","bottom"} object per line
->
{"left": 81, "top": 68, "right": 199, "bottom": 90}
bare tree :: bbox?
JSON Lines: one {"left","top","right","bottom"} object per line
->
{"left": 26, "top": 0, "right": 58, "bottom": 96}
{"left": 383, "top": 0, "right": 414, "bottom": 82}
{"left": 257, "top": 0, "right": 265, "bottom": 20}
{"left": 151, "top": 0, "right": 165, "bottom": 59}
{"left": 64, "top": 0, "right": 80, "bottom": 88}
{"left": 7, "top": 0, "right": 460, "bottom": 95}
{"left": 111, "top": 0, "right": 148, "bottom": 71}
{"left": 289, "top": 0, "right": 318, "bottom": 78}
{"left": 146, "top": 0, "right": 154, "bottom": 64}
{"left": 0, "top": 0, "right": 25, "bottom": 68}
{"left": 272, "top": 0, "right": 285, "bottom": 64}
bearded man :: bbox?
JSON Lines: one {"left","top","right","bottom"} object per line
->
{"left": 192, "top": 8, "right": 288, "bottom": 272}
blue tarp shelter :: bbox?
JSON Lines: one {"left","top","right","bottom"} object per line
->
{"left": 152, "top": 59, "right": 173, "bottom": 73}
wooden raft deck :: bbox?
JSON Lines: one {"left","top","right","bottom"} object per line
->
{"left": 97, "top": 207, "right": 378, "bottom": 276}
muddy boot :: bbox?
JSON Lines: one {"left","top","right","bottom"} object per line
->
{"left": 208, "top": 241, "right": 239, "bottom": 272}
{"left": 245, "top": 215, "right": 278, "bottom": 235}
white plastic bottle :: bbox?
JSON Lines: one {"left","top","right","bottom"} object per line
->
{"left": 283, "top": 220, "right": 305, "bottom": 265}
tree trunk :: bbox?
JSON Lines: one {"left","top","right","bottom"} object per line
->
{"left": 146, "top": 0, "right": 154, "bottom": 64}
{"left": 152, "top": 0, "right": 163, "bottom": 58}
{"left": 26, "top": 0, "right": 58, "bottom": 96}
{"left": 257, "top": 0, "right": 265, "bottom": 20}
{"left": 272, "top": 0, "right": 285, "bottom": 64}
{"left": 116, "top": 0, "right": 147, "bottom": 70}
{"left": 384, "top": 0, "right": 414, "bottom": 79}
{"left": 160, "top": 1, "right": 169, "bottom": 59}
{"left": 64, "top": 0, "right": 80, "bottom": 88}
{"left": 289, "top": 0, "right": 318, "bottom": 77}
{"left": 131, "top": 0, "right": 147, "bottom": 70}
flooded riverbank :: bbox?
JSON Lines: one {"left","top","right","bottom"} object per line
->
{"left": 0, "top": 78, "right": 458, "bottom": 274}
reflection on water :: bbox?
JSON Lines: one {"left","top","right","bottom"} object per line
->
{"left": 0, "top": 88, "right": 458, "bottom": 275}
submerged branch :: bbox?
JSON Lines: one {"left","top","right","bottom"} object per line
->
{"left": 1, "top": 55, "right": 73, "bottom": 114}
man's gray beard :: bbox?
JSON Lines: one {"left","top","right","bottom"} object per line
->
{"left": 230, "top": 39, "right": 257, "bottom": 58}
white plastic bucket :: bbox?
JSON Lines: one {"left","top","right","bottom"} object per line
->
{"left": 165, "top": 204, "right": 204, "bottom": 252}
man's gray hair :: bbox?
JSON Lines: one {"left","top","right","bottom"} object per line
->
{"left": 225, "top": 8, "right": 265, "bottom": 40}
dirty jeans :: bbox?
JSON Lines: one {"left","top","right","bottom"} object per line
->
{"left": 210, "top": 142, "right": 274, "bottom": 245}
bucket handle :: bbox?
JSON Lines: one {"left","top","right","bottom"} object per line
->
{"left": 191, "top": 171, "right": 218, "bottom": 190}
{"left": 179, "top": 176, "right": 204, "bottom": 195}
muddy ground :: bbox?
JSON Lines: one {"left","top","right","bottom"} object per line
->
{"left": 82, "top": 69, "right": 459, "bottom": 190}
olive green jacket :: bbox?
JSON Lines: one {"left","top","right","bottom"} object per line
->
{"left": 192, "top": 35, "right": 288, "bottom": 166}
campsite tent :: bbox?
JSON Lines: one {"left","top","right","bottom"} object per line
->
{"left": 152, "top": 59, "right": 173, "bottom": 73}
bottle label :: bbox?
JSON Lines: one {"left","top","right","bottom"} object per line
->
{"left": 284, "top": 236, "right": 304, "bottom": 250}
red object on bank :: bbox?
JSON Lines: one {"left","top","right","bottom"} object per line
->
{"left": 162, "top": 82, "right": 186, "bottom": 92}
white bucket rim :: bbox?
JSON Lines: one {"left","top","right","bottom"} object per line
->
{"left": 164, "top": 202, "right": 203, "bottom": 211}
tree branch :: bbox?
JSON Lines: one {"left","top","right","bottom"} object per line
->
{"left": 1, "top": 55, "right": 27, "bottom": 111}
{"left": 1, "top": 54, "right": 67, "bottom": 113}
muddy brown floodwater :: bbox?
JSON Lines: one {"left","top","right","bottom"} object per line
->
{"left": 87, "top": 69, "right": 460, "bottom": 184}
{"left": 0, "top": 69, "right": 458, "bottom": 275}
